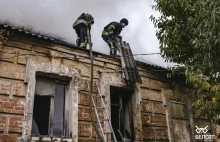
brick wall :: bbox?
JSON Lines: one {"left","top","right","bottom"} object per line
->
{"left": 0, "top": 29, "right": 209, "bottom": 142}
{"left": 0, "top": 40, "right": 25, "bottom": 141}
{"left": 0, "top": 33, "right": 117, "bottom": 141}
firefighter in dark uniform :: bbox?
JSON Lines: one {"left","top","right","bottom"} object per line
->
{"left": 73, "top": 13, "right": 94, "bottom": 48}
{"left": 102, "top": 18, "right": 129, "bottom": 55}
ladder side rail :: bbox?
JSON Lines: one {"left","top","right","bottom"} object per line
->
{"left": 127, "top": 43, "right": 142, "bottom": 83}
{"left": 124, "top": 43, "right": 135, "bottom": 82}
{"left": 114, "top": 37, "right": 126, "bottom": 79}
{"left": 87, "top": 81, "right": 106, "bottom": 141}
{"left": 91, "top": 96, "right": 105, "bottom": 140}
{"left": 122, "top": 41, "right": 133, "bottom": 82}
{"left": 95, "top": 83, "right": 117, "bottom": 142}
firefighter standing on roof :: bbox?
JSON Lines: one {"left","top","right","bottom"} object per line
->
{"left": 102, "top": 18, "right": 129, "bottom": 55}
{"left": 73, "top": 13, "right": 94, "bottom": 49}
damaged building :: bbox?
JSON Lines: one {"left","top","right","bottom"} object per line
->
{"left": 0, "top": 24, "right": 219, "bottom": 142}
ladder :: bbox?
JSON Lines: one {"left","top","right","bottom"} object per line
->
{"left": 113, "top": 37, "right": 142, "bottom": 84}
{"left": 87, "top": 81, "right": 117, "bottom": 142}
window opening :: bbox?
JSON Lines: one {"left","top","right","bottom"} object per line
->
{"left": 31, "top": 77, "right": 67, "bottom": 137}
{"left": 110, "top": 86, "right": 134, "bottom": 141}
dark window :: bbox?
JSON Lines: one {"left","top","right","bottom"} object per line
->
{"left": 110, "top": 86, "right": 134, "bottom": 141}
{"left": 31, "top": 77, "right": 67, "bottom": 137}
{"left": 32, "top": 96, "right": 51, "bottom": 135}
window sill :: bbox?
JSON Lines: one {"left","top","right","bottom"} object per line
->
{"left": 31, "top": 136, "right": 72, "bottom": 142}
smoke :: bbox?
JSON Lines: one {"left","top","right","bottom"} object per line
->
{"left": 0, "top": 0, "right": 173, "bottom": 68}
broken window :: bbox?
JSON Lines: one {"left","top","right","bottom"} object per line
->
{"left": 110, "top": 86, "right": 134, "bottom": 141}
{"left": 31, "top": 77, "right": 68, "bottom": 137}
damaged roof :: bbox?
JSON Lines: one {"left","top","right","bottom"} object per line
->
{"left": 0, "top": 23, "right": 168, "bottom": 71}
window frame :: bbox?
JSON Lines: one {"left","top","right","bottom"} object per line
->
{"left": 32, "top": 76, "right": 70, "bottom": 137}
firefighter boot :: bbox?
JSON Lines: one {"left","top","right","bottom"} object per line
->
{"left": 113, "top": 48, "right": 117, "bottom": 55}
{"left": 76, "top": 36, "right": 81, "bottom": 47}
{"left": 111, "top": 48, "right": 117, "bottom": 56}
{"left": 108, "top": 42, "right": 114, "bottom": 55}
{"left": 110, "top": 48, "right": 114, "bottom": 55}
{"left": 80, "top": 42, "right": 87, "bottom": 49}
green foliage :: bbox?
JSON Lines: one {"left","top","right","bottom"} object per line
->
{"left": 150, "top": 0, "right": 220, "bottom": 119}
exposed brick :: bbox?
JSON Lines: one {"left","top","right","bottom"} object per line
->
{"left": 0, "top": 97, "right": 24, "bottom": 114}
{"left": 143, "top": 127, "right": 168, "bottom": 140}
{"left": 0, "top": 116, "right": 7, "bottom": 132}
{"left": 78, "top": 106, "right": 104, "bottom": 121}
{"left": 0, "top": 62, "right": 25, "bottom": 80}
{"left": 79, "top": 92, "right": 102, "bottom": 106}
{"left": 142, "top": 113, "right": 167, "bottom": 127}
{"left": 142, "top": 127, "right": 156, "bottom": 139}
{"left": 78, "top": 107, "right": 90, "bottom": 121}
{"left": 79, "top": 93, "right": 89, "bottom": 106}
{"left": 0, "top": 134, "right": 18, "bottom": 142}
{"left": 12, "top": 82, "right": 25, "bottom": 97}
{"left": 141, "top": 88, "right": 162, "bottom": 102}
{"left": 78, "top": 122, "right": 92, "bottom": 137}
{"left": 142, "top": 101, "right": 166, "bottom": 114}
{"left": 0, "top": 79, "right": 11, "bottom": 95}
{"left": 8, "top": 116, "right": 22, "bottom": 133}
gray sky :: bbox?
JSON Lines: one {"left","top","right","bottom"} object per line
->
{"left": 0, "top": 0, "right": 173, "bottom": 67}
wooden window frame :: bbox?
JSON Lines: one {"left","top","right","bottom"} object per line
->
{"left": 32, "top": 77, "right": 70, "bottom": 138}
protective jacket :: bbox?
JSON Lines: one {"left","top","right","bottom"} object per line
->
{"left": 72, "top": 13, "right": 94, "bottom": 29}
{"left": 72, "top": 13, "right": 94, "bottom": 48}
{"left": 102, "top": 22, "right": 123, "bottom": 38}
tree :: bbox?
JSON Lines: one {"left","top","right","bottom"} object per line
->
{"left": 150, "top": 0, "right": 220, "bottom": 120}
